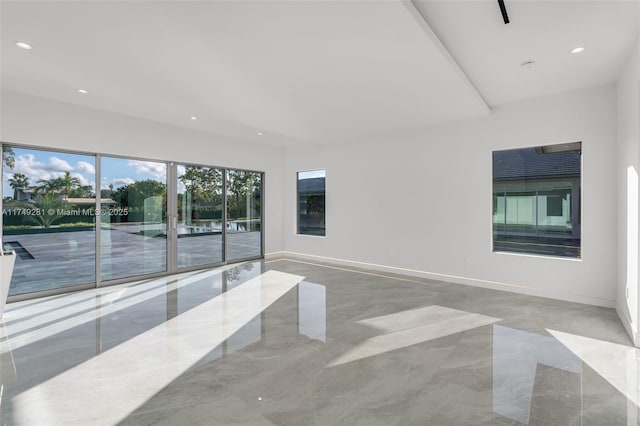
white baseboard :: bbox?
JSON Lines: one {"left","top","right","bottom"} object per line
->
{"left": 616, "top": 303, "right": 640, "bottom": 347}
{"left": 271, "top": 251, "right": 616, "bottom": 309}
{"left": 264, "top": 251, "right": 287, "bottom": 261}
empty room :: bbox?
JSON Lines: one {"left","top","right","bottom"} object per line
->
{"left": 0, "top": 0, "right": 639, "bottom": 424}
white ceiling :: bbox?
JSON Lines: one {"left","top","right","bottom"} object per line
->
{"left": 414, "top": 0, "right": 639, "bottom": 107}
{"left": 1, "top": 1, "right": 638, "bottom": 146}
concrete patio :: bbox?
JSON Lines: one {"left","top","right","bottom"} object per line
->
{"left": 4, "top": 225, "right": 261, "bottom": 296}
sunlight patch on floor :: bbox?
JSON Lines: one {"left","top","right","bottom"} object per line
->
{"left": 12, "top": 270, "right": 304, "bottom": 426}
{"left": 328, "top": 305, "right": 500, "bottom": 367}
{"left": 548, "top": 329, "right": 640, "bottom": 408}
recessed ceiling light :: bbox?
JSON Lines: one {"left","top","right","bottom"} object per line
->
{"left": 15, "top": 41, "right": 32, "bottom": 50}
{"left": 77, "top": 89, "right": 88, "bottom": 94}
{"left": 257, "top": 132, "right": 263, "bottom": 136}
{"left": 190, "top": 116, "right": 197, "bottom": 120}
{"left": 571, "top": 46, "right": 585, "bottom": 54}
{"left": 520, "top": 61, "right": 536, "bottom": 70}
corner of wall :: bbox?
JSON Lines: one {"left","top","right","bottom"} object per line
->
{"left": 617, "top": 302, "right": 639, "bottom": 346}
{"left": 615, "top": 32, "right": 640, "bottom": 347}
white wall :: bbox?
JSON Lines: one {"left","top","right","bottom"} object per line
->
{"left": 282, "top": 84, "right": 618, "bottom": 307}
{"left": 616, "top": 38, "right": 640, "bottom": 344}
{"left": 0, "top": 90, "right": 284, "bottom": 254}
{"left": 0, "top": 84, "right": 625, "bottom": 310}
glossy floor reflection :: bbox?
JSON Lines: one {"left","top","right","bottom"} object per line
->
{"left": 0, "top": 259, "right": 637, "bottom": 425}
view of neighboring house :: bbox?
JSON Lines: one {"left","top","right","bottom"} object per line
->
{"left": 492, "top": 143, "right": 581, "bottom": 257}
{"left": 6, "top": 186, "right": 115, "bottom": 209}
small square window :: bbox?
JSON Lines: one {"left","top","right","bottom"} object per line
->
{"left": 546, "top": 196, "right": 563, "bottom": 217}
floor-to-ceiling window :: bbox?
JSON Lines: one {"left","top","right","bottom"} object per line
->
{"left": 176, "top": 164, "right": 224, "bottom": 269}
{"left": 1, "top": 143, "right": 264, "bottom": 299}
{"left": 100, "top": 157, "right": 168, "bottom": 281}
{"left": 226, "top": 170, "right": 262, "bottom": 261}
{"left": 2, "top": 146, "right": 96, "bottom": 296}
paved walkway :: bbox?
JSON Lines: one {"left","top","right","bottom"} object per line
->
{"left": 4, "top": 225, "right": 261, "bottom": 296}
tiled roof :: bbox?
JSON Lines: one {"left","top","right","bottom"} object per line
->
{"left": 493, "top": 148, "right": 580, "bottom": 180}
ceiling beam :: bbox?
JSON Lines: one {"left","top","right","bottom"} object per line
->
{"left": 404, "top": 1, "right": 491, "bottom": 113}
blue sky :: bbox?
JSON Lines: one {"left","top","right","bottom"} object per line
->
{"left": 3, "top": 147, "right": 167, "bottom": 195}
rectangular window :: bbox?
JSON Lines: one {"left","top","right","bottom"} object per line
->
{"left": 492, "top": 142, "right": 581, "bottom": 258}
{"left": 297, "top": 170, "right": 325, "bottom": 236}
{"left": 546, "top": 195, "right": 563, "bottom": 217}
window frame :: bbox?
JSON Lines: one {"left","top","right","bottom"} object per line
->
{"left": 296, "top": 169, "right": 326, "bottom": 237}
{"left": 491, "top": 142, "right": 582, "bottom": 259}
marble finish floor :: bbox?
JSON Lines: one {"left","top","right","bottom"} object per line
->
{"left": 0, "top": 259, "right": 637, "bottom": 425}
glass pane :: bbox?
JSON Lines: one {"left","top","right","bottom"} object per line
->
{"left": 504, "top": 181, "right": 537, "bottom": 235}
{"left": 492, "top": 182, "right": 506, "bottom": 235}
{"left": 226, "top": 170, "right": 262, "bottom": 261}
{"left": 100, "top": 157, "right": 167, "bottom": 281}
{"left": 297, "top": 169, "right": 325, "bottom": 236}
{"left": 537, "top": 181, "right": 573, "bottom": 236}
{"left": 492, "top": 144, "right": 581, "bottom": 258}
{"left": 177, "top": 164, "right": 223, "bottom": 268}
{"left": 2, "top": 146, "right": 96, "bottom": 295}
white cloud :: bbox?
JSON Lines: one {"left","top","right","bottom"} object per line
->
{"left": 7, "top": 154, "right": 96, "bottom": 193}
{"left": 49, "top": 156, "right": 73, "bottom": 172}
{"left": 72, "top": 172, "right": 91, "bottom": 187}
{"left": 110, "top": 178, "right": 135, "bottom": 188}
{"left": 77, "top": 161, "right": 95, "bottom": 175}
{"left": 13, "top": 154, "right": 76, "bottom": 182}
{"left": 13, "top": 154, "right": 61, "bottom": 184}
{"left": 128, "top": 160, "right": 166, "bottom": 182}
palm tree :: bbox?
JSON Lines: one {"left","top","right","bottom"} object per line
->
{"left": 59, "top": 171, "right": 81, "bottom": 200}
{"left": 34, "top": 172, "right": 81, "bottom": 200}
{"left": 22, "top": 194, "right": 68, "bottom": 228}
{"left": 8, "top": 173, "right": 29, "bottom": 200}
{"left": 35, "top": 178, "right": 64, "bottom": 196}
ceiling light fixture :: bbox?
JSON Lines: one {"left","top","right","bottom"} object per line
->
{"left": 190, "top": 116, "right": 197, "bottom": 120}
{"left": 257, "top": 132, "right": 263, "bottom": 136}
{"left": 77, "top": 89, "right": 88, "bottom": 94}
{"left": 15, "top": 41, "right": 32, "bottom": 50}
{"left": 520, "top": 61, "right": 536, "bottom": 70}
{"left": 497, "top": 0, "right": 510, "bottom": 24}
{"left": 571, "top": 46, "right": 585, "bottom": 54}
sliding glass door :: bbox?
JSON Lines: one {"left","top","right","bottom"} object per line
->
{"left": 1, "top": 146, "right": 96, "bottom": 296}
{"left": 176, "top": 164, "right": 224, "bottom": 269}
{"left": 2, "top": 143, "right": 264, "bottom": 298}
{"left": 100, "top": 157, "right": 168, "bottom": 281}
{"left": 226, "top": 170, "right": 262, "bottom": 261}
